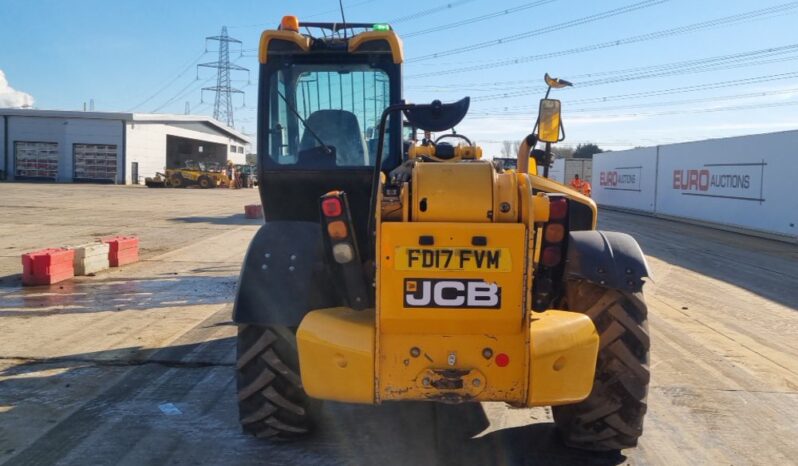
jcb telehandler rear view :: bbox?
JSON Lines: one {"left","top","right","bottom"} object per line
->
{"left": 233, "top": 16, "right": 651, "bottom": 451}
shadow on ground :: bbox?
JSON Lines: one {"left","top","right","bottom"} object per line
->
{"left": 599, "top": 210, "right": 798, "bottom": 309}
{"left": 0, "top": 274, "right": 237, "bottom": 317}
{"left": 170, "top": 214, "right": 263, "bottom": 226}
{"left": 0, "top": 338, "right": 627, "bottom": 466}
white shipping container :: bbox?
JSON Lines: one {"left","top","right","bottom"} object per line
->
{"left": 592, "top": 148, "right": 658, "bottom": 213}
{"left": 656, "top": 131, "right": 797, "bottom": 238}
{"left": 564, "top": 159, "right": 593, "bottom": 185}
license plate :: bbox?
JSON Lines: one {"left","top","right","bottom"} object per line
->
{"left": 395, "top": 247, "right": 511, "bottom": 272}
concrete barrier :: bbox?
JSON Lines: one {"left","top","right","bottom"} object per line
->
{"left": 101, "top": 236, "right": 139, "bottom": 267}
{"left": 21, "top": 248, "right": 74, "bottom": 286}
{"left": 73, "top": 242, "right": 110, "bottom": 276}
{"left": 244, "top": 204, "right": 263, "bottom": 219}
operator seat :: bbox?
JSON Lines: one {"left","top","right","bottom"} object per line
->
{"left": 299, "top": 110, "right": 368, "bottom": 166}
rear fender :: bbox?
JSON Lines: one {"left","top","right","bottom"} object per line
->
{"left": 233, "top": 221, "right": 337, "bottom": 326}
{"left": 565, "top": 231, "right": 652, "bottom": 293}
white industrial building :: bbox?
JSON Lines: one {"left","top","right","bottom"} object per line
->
{"left": 0, "top": 109, "right": 251, "bottom": 184}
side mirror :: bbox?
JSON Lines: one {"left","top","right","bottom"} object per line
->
{"left": 537, "top": 98, "right": 562, "bottom": 143}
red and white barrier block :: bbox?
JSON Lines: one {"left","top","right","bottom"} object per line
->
{"left": 21, "top": 248, "right": 75, "bottom": 286}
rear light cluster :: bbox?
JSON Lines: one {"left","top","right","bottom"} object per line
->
{"left": 320, "top": 191, "right": 369, "bottom": 310}
{"left": 541, "top": 197, "right": 568, "bottom": 268}
{"left": 321, "top": 195, "right": 355, "bottom": 264}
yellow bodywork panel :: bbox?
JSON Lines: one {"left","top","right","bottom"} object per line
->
{"left": 412, "top": 162, "right": 494, "bottom": 222}
{"left": 258, "top": 30, "right": 311, "bottom": 63}
{"left": 296, "top": 307, "right": 375, "bottom": 404}
{"left": 379, "top": 222, "right": 527, "bottom": 335}
{"left": 378, "top": 331, "right": 528, "bottom": 403}
{"left": 348, "top": 30, "right": 404, "bottom": 64}
{"left": 528, "top": 310, "right": 599, "bottom": 406}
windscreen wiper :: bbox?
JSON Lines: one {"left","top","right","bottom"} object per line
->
{"left": 276, "top": 90, "right": 333, "bottom": 154}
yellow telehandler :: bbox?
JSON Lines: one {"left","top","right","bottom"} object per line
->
{"left": 233, "top": 16, "right": 651, "bottom": 451}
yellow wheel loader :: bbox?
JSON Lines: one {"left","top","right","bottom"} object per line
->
{"left": 233, "top": 16, "right": 651, "bottom": 451}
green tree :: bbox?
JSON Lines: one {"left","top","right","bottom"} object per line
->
{"left": 573, "top": 143, "right": 603, "bottom": 159}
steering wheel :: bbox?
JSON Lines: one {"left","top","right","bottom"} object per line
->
{"left": 434, "top": 133, "right": 473, "bottom": 146}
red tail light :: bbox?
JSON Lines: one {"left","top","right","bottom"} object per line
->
{"left": 549, "top": 197, "right": 568, "bottom": 220}
{"left": 542, "top": 246, "right": 562, "bottom": 267}
{"left": 321, "top": 197, "right": 342, "bottom": 217}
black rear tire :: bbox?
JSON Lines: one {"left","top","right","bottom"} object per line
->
{"left": 198, "top": 175, "right": 212, "bottom": 189}
{"left": 553, "top": 280, "right": 650, "bottom": 451}
{"left": 170, "top": 173, "right": 185, "bottom": 188}
{"left": 236, "top": 324, "right": 317, "bottom": 440}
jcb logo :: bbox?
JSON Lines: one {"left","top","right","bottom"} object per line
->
{"left": 403, "top": 279, "right": 501, "bottom": 309}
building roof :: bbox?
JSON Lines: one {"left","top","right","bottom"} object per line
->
{"left": 0, "top": 108, "right": 251, "bottom": 144}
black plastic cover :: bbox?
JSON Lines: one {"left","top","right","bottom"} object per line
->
{"left": 565, "top": 231, "right": 652, "bottom": 293}
{"left": 233, "top": 221, "right": 338, "bottom": 326}
{"left": 403, "top": 98, "right": 470, "bottom": 132}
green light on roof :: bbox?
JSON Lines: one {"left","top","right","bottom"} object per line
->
{"left": 373, "top": 24, "right": 390, "bottom": 31}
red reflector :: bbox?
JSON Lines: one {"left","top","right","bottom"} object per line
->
{"left": 322, "top": 197, "right": 342, "bottom": 217}
{"left": 495, "top": 353, "right": 510, "bottom": 367}
{"left": 550, "top": 198, "right": 568, "bottom": 220}
{"left": 544, "top": 223, "right": 565, "bottom": 243}
{"left": 542, "top": 246, "right": 562, "bottom": 268}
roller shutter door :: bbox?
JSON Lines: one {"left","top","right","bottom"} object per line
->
{"left": 15, "top": 141, "right": 59, "bottom": 180}
{"left": 73, "top": 143, "right": 118, "bottom": 182}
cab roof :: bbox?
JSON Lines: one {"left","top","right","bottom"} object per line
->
{"left": 259, "top": 19, "right": 403, "bottom": 65}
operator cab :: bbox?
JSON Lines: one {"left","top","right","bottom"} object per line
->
{"left": 257, "top": 18, "right": 403, "bottom": 248}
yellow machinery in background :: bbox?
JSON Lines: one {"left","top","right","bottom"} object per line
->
{"left": 232, "top": 16, "right": 651, "bottom": 452}
{"left": 157, "top": 160, "right": 230, "bottom": 188}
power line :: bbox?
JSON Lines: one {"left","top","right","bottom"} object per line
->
{"left": 471, "top": 71, "right": 798, "bottom": 114}
{"left": 127, "top": 50, "right": 207, "bottom": 112}
{"left": 402, "top": 0, "right": 554, "bottom": 38}
{"left": 407, "top": 0, "right": 668, "bottom": 63}
{"left": 409, "top": 43, "right": 798, "bottom": 91}
{"left": 151, "top": 76, "right": 214, "bottom": 113}
{"left": 228, "top": 0, "right": 380, "bottom": 29}
{"left": 473, "top": 84, "right": 798, "bottom": 116}
{"left": 470, "top": 49, "right": 798, "bottom": 102}
{"left": 389, "top": 0, "right": 478, "bottom": 24}
{"left": 407, "top": 1, "right": 798, "bottom": 77}
{"left": 470, "top": 96, "right": 798, "bottom": 120}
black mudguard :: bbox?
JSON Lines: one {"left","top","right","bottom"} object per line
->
{"left": 233, "top": 221, "right": 338, "bottom": 327}
{"left": 565, "top": 231, "right": 652, "bottom": 293}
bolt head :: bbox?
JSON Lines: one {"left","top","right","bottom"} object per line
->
{"left": 472, "top": 378, "right": 481, "bottom": 387}
{"left": 264, "top": 253, "right": 271, "bottom": 259}
{"left": 288, "top": 265, "right": 295, "bottom": 272}
{"left": 422, "top": 377, "right": 431, "bottom": 387}
{"left": 261, "top": 264, "right": 268, "bottom": 270}
{"left": 482, "top": 348, "right": 493, "bottom": 359}
{"left": 410, "top": 347, "right": 421, "bottom": 358}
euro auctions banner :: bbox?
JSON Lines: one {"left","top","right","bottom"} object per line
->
{"left": 592, "top": 147, "right": 658, "bottom": 212}
{"left": 671, "top": 163, "right": 765, "bottom": 202}
{"left": 656, "top": 131, "right": 797, "bottom": 238}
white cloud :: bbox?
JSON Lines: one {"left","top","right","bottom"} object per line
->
{"left": 0, "top": 70, "right": 34, "bottom": 108}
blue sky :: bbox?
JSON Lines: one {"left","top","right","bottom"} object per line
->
{"left": 1, "top": 0, "right": 797, "bottom": 154}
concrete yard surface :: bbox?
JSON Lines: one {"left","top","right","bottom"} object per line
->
{"left": 0, "top": 183, "right": 797, "bottom": 465}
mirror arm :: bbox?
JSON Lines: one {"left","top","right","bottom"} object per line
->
{"left": 367, "top": 102, "right": 412, "bottom": 260}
